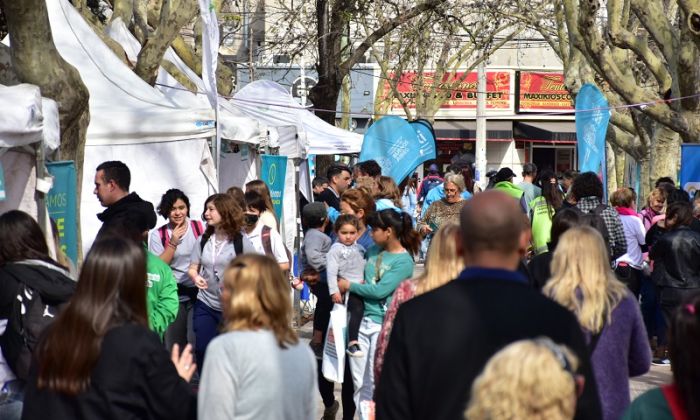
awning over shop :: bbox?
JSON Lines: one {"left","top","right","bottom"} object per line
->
{"left": 434, "top": 120, "right": 513, "bottom": 142}
{"left": 513, "top": 121, "right": 577, "bottom": 143}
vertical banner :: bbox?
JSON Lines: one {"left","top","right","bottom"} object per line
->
{"left": 260, "top": 155, "right": 288, "bottom": 220}
{"left": 46, "top": 161, "right": 78, "bottom": 264}
{"left": 680, "top": 144, "right": 700, "bottom": 197}
{"left": 198, "top": 0, "right": 221, "bottom": 171}
{"left": 576, "top": 83, "right": 610, "bottom": 197}
{"left": 360, "top": 116, "right": 436, "bottom": 184}
{"left": 0, "top": 162, "right": 5, "bottom": 201}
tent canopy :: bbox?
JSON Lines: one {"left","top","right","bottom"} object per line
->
{"left": 233, "top": 80, "right": 363, "bottom": 157}
{"left": 105, "top": 18, "right": 262, "bottom": 145}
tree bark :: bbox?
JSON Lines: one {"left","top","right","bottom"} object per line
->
{"left": 650, "top": 124, "right": 681, "bottom": 184}
{"left": 1, "top": 0, "right": 90, "bottom": 257}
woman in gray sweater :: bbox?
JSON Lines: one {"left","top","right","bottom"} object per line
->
{"left": 199, "top": 254, "right": 317, "bottom": 420}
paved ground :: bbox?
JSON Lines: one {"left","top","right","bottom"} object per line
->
{"left": 296, "top": 264, "right": 671, "bottom": 419}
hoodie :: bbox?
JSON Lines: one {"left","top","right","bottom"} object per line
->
{"left": 0, "top": 260, "right": 76, "bottom": 378}
{"left": 97, "top": 192, "right": 157, "bottom": 237}
{"left": 494, "top": 181, "right": 528, "bottom": 213}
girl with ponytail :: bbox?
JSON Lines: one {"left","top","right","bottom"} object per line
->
{"left": 337, "top": 209, "right": 418, "bottom": 410}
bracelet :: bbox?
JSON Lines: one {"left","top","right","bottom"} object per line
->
{"left": 168, "top": 242, "right": 178, "bottom": 249}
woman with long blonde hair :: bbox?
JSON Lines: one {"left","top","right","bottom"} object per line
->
{"left": 373, "top": 223, "right": 464, "bottom": 386}
{"left": 198, "top": 254, "right": 317, "bottom": 420}
{"left": 465, "top": 338, "right": 580, "bottom": 420}
{"left": 544, "top": 226, "right": 650, "bottom": 420}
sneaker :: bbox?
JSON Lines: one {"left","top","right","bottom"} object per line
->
{"left": 310, "top": 341, "right": 323, "bottom": 360}
{"left": 651, "top": 358, "right": 671, "bottom": 366}
{"left": 346, "top": 343, "right": 364, "bottom": 358}
{"left": 322, "top": 400, "right": 340, "bottom": 420}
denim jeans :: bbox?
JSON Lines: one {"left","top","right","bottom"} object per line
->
{"left": 0, "top": 380, "right": 24, "bottom": 420}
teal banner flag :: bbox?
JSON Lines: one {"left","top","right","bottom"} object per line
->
{"left": 0, "top": 162, "right": 5, "bottom": 201}
{"left": 680, "top": 144, "right": 700, "bottom": 197}
{"left": 46, "top": 161, "right": 78, "bottom": 264}
{"left": 576, "top": 84, "right": 610, "bottom": 197}
{"left": 260, "top": 155, "right": 288, "bottom": 220}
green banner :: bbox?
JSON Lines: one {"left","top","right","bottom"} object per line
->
{"left": 46, "top": 161, "right": 78, "bottom": 264}
{"left": 260, "top": 155, "right": 288, "bottom": 220}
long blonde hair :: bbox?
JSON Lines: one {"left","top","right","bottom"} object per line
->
{"left": 466, "top": 339, "right": 579, "bottom": 420}
{"left": 222, "top": 254, "right": 298, "bottom": 347}
{"left": 416, "top": 223, "right": 464, "bottom": 296}
{"left": 544, "top": 226, "right": 628, "bottom": 333}
{"left": 375, "top": 176, "right": 403, "bottom": 208}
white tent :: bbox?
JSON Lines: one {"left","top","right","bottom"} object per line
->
{"left": 47, "top": 0, "right": 219, "bottom": 255}
{"left": 0, "top": 83, "right": 60, "bottom": 217}
{"left": 233, "top": 80, "right": 364, "bottom": 251}
{"left": 233, "top": 80, "right": 363, "bottom": 156}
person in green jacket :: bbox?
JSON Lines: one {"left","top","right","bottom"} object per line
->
{"left": 145, "top": 250, "right": 179, "bottom": 337}
{"left": 529, "top": 171, "right": 564, "bottom": 255}
{"left": 99, "top": 219, "right": 179, "bottom": 338}
{"left": 338, "top": 209, "right": 421, "bottom": 414}
{"left": 491, "top": 167, "right": 528, "bottom": 214}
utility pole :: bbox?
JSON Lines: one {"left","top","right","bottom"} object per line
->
{"left": 476, "top": 62, "right": 487, "bottom": 189}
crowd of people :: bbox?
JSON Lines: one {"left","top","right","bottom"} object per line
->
{"left": 0, "top": 157, "right": 698, "bottom": 420}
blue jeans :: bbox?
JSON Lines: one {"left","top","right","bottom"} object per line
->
{"left": 0, "top": 380, "right": 24, "bottom": 420}
{"left": 193, "top": 300, "right": 222, "bottom": 373}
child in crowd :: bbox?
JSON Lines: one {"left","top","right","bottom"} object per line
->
{"left": 300, "top": 202, "right": 332, "bottom": 358}
{"left": 327, "top": 214, "right": 367, "bottom": 357}
{"left": 242, "top": 190, "right": 289, "bottom": 272}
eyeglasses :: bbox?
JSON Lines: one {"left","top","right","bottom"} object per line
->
{"left": 534, "top": 337, "right": 584, "bottom": 397}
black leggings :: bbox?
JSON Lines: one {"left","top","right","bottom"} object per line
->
{"left": 309, "top": 279, "right": 356, "bottom": 418}
{"left": 347, "top": 293, "right": 364, "bottom": 343}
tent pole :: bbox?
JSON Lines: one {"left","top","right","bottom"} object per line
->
{"left": 215, "top": 105, "right": 221, "bottom": 181}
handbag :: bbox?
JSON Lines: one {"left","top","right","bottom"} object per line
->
{"left": 322, "top": 303, "right": 348, "bottom": 383}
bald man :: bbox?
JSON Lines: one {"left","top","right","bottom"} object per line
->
{"left": 375, "top": 191, "right": 602, "bottom": 420}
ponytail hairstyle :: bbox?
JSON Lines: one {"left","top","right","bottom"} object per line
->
{"left": 367, "top": 209, "right": 421, "bottom": 255}
{"left": 669, "top": 294, "right": 700, "bottom": 419}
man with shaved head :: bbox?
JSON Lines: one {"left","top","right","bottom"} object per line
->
{"left": 375, "top": 191, "right": 602, "bottom": 420}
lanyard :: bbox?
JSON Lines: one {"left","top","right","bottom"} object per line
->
{"left": 211, "top": 236, "right": 228, "bottom": 280}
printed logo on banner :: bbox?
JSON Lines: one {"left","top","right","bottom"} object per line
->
{"left": 680, "top": 144, "right": 700, "bottom": 197}
{"left": 260, "top": 155, "right": 288, "bottom": 220}
{"left": 360, "top": 116, "right": 437, "bottom": 184}
{"left": 46, "top": 162, "right": 78, "bottom": 264}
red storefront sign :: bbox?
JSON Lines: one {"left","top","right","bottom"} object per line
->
{"left": 518, "top": 72, "right": 573, "bottom": 112}
{"left": 385, "top": 71, "right": 511, "bottom": 110}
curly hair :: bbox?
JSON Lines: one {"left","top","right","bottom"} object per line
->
{"left": 570, "top": 171, "right": 604, "bottom": 200}
{"left": 156, "top": 188, "right": 191, "bottom": 219}
{"left": 466, "top": 339, "right": 579, "bottom": 420}
{"left": 201, "top": 193, "right": 244, "bottom": 240}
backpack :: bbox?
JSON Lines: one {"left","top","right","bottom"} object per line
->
{"left": 158, "top": 220, "right": 204, "bottom": 248}
{"left": 419, "top": 177, "right": 442, "bottom": 202}
{"left": 261, "top": 225, "right": 294, "bottom": 279}
{"left": 0, "top": 268, "right": 71, "bottom": 380}
{"left": 573, "top": 204, "right": 612, "bottom": 257}
{"left": 200, "top": 230, "right": 243, "bottom": 256}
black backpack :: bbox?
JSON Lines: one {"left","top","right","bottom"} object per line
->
{"left": 574, "top": 204, "right": 612, "bottom": 257}
{"left": 0, "top": 267, "right": 73, "bottom": 380}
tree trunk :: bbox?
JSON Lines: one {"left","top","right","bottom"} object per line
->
{"left": 340, "top": 75, "right": 351, "bottom": 130}
{"left": 1, "top": 0, "right": 90, "bottom": 257}
{"left": 638, "top": 156, "right": 651, "bottom": 205}
{"left": 606, "top": 142, "right": 618, "bottom": 193}
{"left": 650, "top": 125, "right": 681, "bottom": 184}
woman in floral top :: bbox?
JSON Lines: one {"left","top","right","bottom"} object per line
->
{"left": 373, "top": 223, "right": 464, "bottom": 387}
{"left": 417, "top": 174, "right": 467, "bottom": 239}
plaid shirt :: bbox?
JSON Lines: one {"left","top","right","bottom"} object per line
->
{"left": 577, "top": 196, "right": 628, "bottom": 260}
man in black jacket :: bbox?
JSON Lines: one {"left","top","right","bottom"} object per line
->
{"left": 375, "top": 190, "right": 602, "bottom": 420}
{"left": 317, "top": 164, "right": 352, "bottom": 212}
{"left": 93, "top": 161, "right": 156, "bottom": 238}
